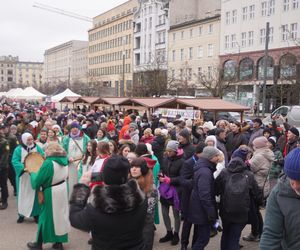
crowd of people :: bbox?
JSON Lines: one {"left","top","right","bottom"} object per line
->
{"left": 0, "top": 101, "right": 300, "bottom": 250}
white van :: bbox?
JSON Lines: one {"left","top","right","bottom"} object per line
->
{"left": 263, "top": 106, "right": 300, "bottom": 129}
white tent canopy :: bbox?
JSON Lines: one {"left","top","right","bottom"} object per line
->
{"left": 51, "top": 88, "right": 81, "bottom": 102}
{"left": 20, "top": 87, "right": 46, "bottom": 99}
{"left": 5, "top": 88, "right": 25, "bottom": 98}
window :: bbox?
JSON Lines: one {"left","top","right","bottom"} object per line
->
{"left": 172, "top": 50, "right": 176, "bottom": 61}
{"left": 239, "top": 58, "right": 254, "bottom": 80}
{"left": 181, "top": 31, "right": 184, "bottom": 39}
{"left": 261, "top": 1, "right": 267, "bottom": 16}
{"left": 149, "top": 17, "right": 152, "bottom": 29}
{"left": 223, "top": 60, "right": 237, "bottom": 80}
{"left": 190, "top": 29, "right": 193, "bottom": 38}
{"left": 144, "top": 19, "right": 147, "bottom": 31}
{"left": 269, "top": 27, "right": 274, "bottom": 43}
{"left": 198, "top": 67, "right": 202, "bottom": 77}
{"left": 149, "top": 34, "right": 152, "bottom": 47}
{"left": 242, "top": 7, "right": 248, "bottom": 21}
{"left": 241, "top": 32, "right": 247, "bottom": 47}
{"left": 248, "top": 31, "right": 254, "bottom": 46}
{"left": 189, "top": 47, "right": 193, "bottom": 59}
{"left": 181, "top": 49, "right": 184, "bottom": 61}
{"left": 198, "top": 46, "right": 204, "bottom": 58}
{"left": 282, "top": 24, "right": 288, "bottom": 41}
{"left": 260, "top": 28, "right": 266, "bottom": 44}
{"left": 199, "top": 26, "right": 202, "bottom": 35}
{"left": 208, "top": 24, "right": 213, "bottom": 34}
{"left": 293, "top": 0, "right": 299, "bottom": 9}
{"left": 269, "top": 0, "right": 275, "bottom": 15}
{"left": 225, "top": 35, "right": 230, "bottom": 49}
{"left": 291, "top": 23, "right": 298, "bottom": 39}
{"left": 280, "top": 53, "right": 297, "bottom": 77}
{"left": 231, "top": 34, "right": 236, "bottom": 48}
{"left": 232, "top": 10, "right": 237, "bottom": 23}
{"left": 284, "top": 0, "right": 290, "bottom": 11}
{"left": 149, "top": 6, "right": 152, "bottom": 14}
{"left": 208, "top": 44, "right": 213, "bottom": 57}
{"left": 249, "top": 5, "right": 255, "bottom": 19}
{"left": 188, "top": 68, "right": 192, "bottom": 80}
{"left": 173, "top": 33, "right": 176, "bottom": 41}
{"left": 180, "top": 69, "right": 184, "bottom": 79}
{"left": 226, "top": 11, "right": 230, "bottom": 25}
{"left": 257, "top": 56, "right": 274, "bottom": 79}
{"left": 171, "top": 69, "right": 175, "bottom": 79}
{"left": 208, "top": 66, "right": 212, "bottom": 80}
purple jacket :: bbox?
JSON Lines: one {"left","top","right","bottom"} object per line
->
{"left": 158, "top": 183, "right": 180, "bottom": 210}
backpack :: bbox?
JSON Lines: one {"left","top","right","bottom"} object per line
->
{"left": 223, "top": 171, "right": 250, "bottom": 214}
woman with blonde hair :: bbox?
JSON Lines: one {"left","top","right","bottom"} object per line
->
{"left": 140, "top": 128, "right": 154, "bottom": 144}
{"left": 130, "top": 157, "right": 158, "bottom": 250}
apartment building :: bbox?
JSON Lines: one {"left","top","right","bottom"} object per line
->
{"left": 220, "top": 0, "right": 300, "bottom": 108}
{"left": 88, "top": 0, "right": 138, "bottom": 97}
{"left": 16, "top": 61, "right": 43, "bottom": 89}
{"left": 0, "top": 55, "right": 18, "bottom": 90}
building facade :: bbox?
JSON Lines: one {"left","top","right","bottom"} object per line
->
{"left": 88, "top": 0, "right": 138, "bottom": 97}
{"left": 132, "top": 0, "right": 170, "bottom": 96}
{"left": 16, "top": 61, "right": 43, "bottom": 89}
{"left": 220, "top": 0, "right": 300, "bottom": 108}
{"left": 44, "top": 40, "right": 88, "bottom": 88}
{"left": 72, "top": 46, "right": 88, "bottom": 85}
{"left": 168, "top": 15, "right": 221, "bottom": 96}
{"left": 0, "top": 55, "right": 18, "bottom": 90}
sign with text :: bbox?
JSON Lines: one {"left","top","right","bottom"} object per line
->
{"left": 155, "top": 108, "right": 201, "bottom": 120}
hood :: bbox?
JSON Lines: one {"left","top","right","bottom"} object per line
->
{"left": 278, "top": 175, "right": 300, "bottom": 200}
{"left": 130, "top": 130, "right": 139, "bottom": 136}
{"left": 227, "top": 157, "right": 247, "bottom": 173}
{"left": 48, "top": 156, "right": 68, "bottom": 166}
{"left": 141, "top": 155, "right": 157, "bottom": 169}
{"left": 123, "top": 116, "right": 131, "bottom": 126}
{"left": 254, "top": 147, "right": 275, "bottom": 162}
{"left": 91, "top": 179, "right": 145, "bottom": 214}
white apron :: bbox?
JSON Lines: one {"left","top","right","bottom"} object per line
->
{"left": 18, "top": 147, "right": 37, "bottom": 217}
{"left": 68, "top": 138, "right": 84, "bottom": 198}
{"left": 51, "top": 161, "right": 71, "bottom": 236}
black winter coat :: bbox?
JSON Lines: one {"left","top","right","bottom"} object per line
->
{"left": 188, "top": 157, "right": 217, "bottom": 225}
{"left": 226, "top": 132, "right": 248, "bottom": 159}
{"left": 179, "top": 155, "right": 198, "bottom": 217}
{"left": 69, "top": 180, "right": 147, "bottom": 250}
{"left": 180, "top": 142, "right": 195, "bottom": 160}
{"left": 215, "top": 157, "right": 261, "bottom": 224}
{"left": 151, "top": 135, "right": 165, "bottom": 166}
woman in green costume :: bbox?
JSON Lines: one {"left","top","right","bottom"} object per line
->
{"left": 27, "top": 142, "right": 70, "bottom": 250}
{"left": 12, "top": 132, "right": 44, "bottom": 223}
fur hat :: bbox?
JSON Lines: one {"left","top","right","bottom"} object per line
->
{"left": 284, "top": 148, "right": 300, "bottom": 180}
{"left": 166, "top": 140, "right": 179, "bottom": 152}
{"left": 253, "top": 136, "right": 268, "bottom": 149}
{"left": 201, "top": 146, "right": 220, "bottom": 160}
{"left": 289, "top": 127, "right": 299, "bottom": 137}
{"left": 102, "top": 155, "right": 130, "bottom": 185}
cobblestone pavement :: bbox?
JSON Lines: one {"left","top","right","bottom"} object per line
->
{"left": 0, "top": 187, "right": 260, "bottom": 250}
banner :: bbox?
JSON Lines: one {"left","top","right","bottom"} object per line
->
{"left": 155, "top": 108, "right": 201, "bottom": 120}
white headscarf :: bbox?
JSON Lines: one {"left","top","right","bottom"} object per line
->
{"left": 21, "top": 132, "right": 33, "bottom": 147}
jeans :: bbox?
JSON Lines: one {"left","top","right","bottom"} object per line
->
{"left": 192, "top": 225, "right": 210, "bottom": 250}
{"left": 0, "top": 168, "right": 8, "bottom": 203}
{"left": 221, "top": 223, "right": 246, "bottom": 250}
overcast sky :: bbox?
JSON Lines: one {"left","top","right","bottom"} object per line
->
{"left": 0, "top": 0, "right": 128, "bottom": 62}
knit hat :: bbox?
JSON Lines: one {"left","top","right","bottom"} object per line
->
{"left": 131, "top": 157, "right": 149, "bottom": 176}
{"left": 268, "top": 136, "right": 277, "bottom": 148}
{"left": 123, "top": 134, "right": 131, "bottom": 140}
{"left": 201, "top": 146, "right": 220, "bottom": 160}
{"left": 70, "top": 121, "right": 80, "bottom": 129}
{"left": 284, "top": 148, "right": 300, "bottom": 180}
{"left": 102, "top": 155, "right": 130, "bottom": 185}
{"left": 289, "top": 127, "right": 299, "bottom": 137}
{"left": 179, "top": 128, "right": 190, "bottom": 140}
{"left": 232, "top": 147, "right": 250, "bottom": 161}
{"left": 129, "top": 123, "right": 138, "bottom": 130}
{"left": 253, "top": 136, "right": 268, "bottom": 149}
{"left": 166, "top": 140, "right": 179, "bottom": 152}
{"left": 203, "top": 121, "right": 215, "bottom": 130}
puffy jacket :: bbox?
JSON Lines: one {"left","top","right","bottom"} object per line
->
{"left": 260, "top": 175, "right": 300, "bottom": 250}
{"left": 151, "top": 135, "right": 165, "bottom": 166}
{"left": 188, "top": 157, "right": 217, "bottom": 225}
{"left": 226, "top": 131, "right": 248, "bottom": 159}
{"left": 179, "top": 142, "right": 195, "bottom": 160}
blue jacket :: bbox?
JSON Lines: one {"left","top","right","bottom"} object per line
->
{"left": 188, "top": 157, "right": 217, "bottom": 225}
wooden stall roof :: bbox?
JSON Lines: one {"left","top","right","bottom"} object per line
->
{"left": 176, "top": 98, "right": 250, "bottom": 111}
{"left": 100, "top": 97, "right": 130, "bottom": 105}
{"left": 59, "top": 96, "right": 80, "bottom": 103}
{"left": 118, "top": 97, "right": 175, "bottom": 108}
{"left": 73, "top": 97, "right": 101, "bottom": 104}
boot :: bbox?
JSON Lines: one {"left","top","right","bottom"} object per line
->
{"left": 0, "top": 202, "right": 8, "bottom": 210}
{"left": 34, "top": 216, "right": 39, "bottom": 224}
{"left": 171, "top": 232, "right": 180, "bottom": 245}
{"left": 88, "top": 238, "right": 93, "bottom": 245}
{"left": 181, "top": 244, "right": 188, "bottom": 250}
{"left": 52, "top": 242, "right": 64, "bottom": 250}
{"left": 27, "top": 242, "right": 42, "bottom": 250}
{"left": 159, "top": 231, "right": 173, "bottom": 243}
{"left": 242, "top": 233, "right": 260, "bottom": 242}
{"left": 17, "top": 216, "right": 24, "bottom": 223}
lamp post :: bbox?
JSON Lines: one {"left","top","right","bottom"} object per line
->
{"left": 262, "top": 22, "right": 270, "bottom": 117}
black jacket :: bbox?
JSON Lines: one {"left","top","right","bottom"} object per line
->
{"left": 151, "top": 135, "right": 165, "bottom": 166}
{"left": 69, "top": 180, "right": 147, "bottom": 250}
{"left": 215, "top": 157, "right": 261, "bottom": 224}
{"left": 226, "top": 132, "right": 248, "bottom": 159}
{"left": 180, "top": 142, "right": 195, "bottom": 160}
{"left": 0, "top": 136, "right": 10, "bottom": 171}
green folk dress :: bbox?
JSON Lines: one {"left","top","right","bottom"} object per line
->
{"left": 30, "top": 156, "right": 70, "bottom": 243}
